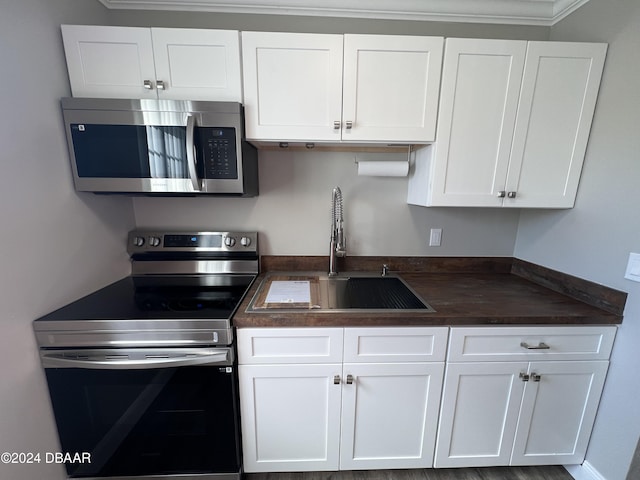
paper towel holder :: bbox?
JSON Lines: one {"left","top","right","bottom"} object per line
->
{"left": 354, "top": 145, "right": 412, "bottom": 177}
{"left": 353, "top": 145, "right": 412, "bottom": 165}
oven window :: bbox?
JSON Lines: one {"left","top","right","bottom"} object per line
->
{"left": 45, "top": 365, "right": 240, "bottom": 478}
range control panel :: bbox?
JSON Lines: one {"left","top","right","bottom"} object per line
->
{"left": 127, "top": 230, "right": 258, "bottom": 254}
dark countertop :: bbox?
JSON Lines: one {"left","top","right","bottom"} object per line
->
{"left": 232, "top": 257, "right": 626, "bottom": 328}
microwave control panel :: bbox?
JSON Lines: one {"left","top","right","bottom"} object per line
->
{"left": 199, "top": 127, "right": 238, "bottom": 179}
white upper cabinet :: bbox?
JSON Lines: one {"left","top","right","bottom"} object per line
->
{"left": 341, "top": 34, "right": 443, "bottom": 143}
{"left": 428, "top": 38, "right": 527, "bottom": 207}
{"left": 61, "top": 25, "right": 242, "bottom": 101}
{"left": 408, "top": 38, "right": 607, "bottom": 209}
{"left": 506, "top": 42, "right": 607, "bottom": 208}
{"left": 241, "top": 32, "right": 344, "bottom": 142}
{"left": 408, "top": 38, "right": 527, "bottom": 207}
{"left": 241, "top": 32, "right": 444, "bottom": 143}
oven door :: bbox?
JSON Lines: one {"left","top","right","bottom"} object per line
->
{"left": 41, "top": 347, "right": 240, "bottom": 479}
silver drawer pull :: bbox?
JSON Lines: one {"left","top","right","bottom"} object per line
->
{"left": 520, "top": 341, "right": 550, "bottom": 350}
{"left": 334, "top": 375, "right": 341, "bottom": 385}
{"left": 346, "top": 374, "right": 354, "bottom": 385}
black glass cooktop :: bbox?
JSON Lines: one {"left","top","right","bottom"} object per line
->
{"left": 35, "top": 275, "right": 255, "bottom": 322}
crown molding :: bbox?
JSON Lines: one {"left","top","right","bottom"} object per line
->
{"left": 98, "top": 0, "right": 591, "bottom": 26}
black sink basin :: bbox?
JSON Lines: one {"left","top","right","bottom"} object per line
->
{"left": 330, "top": 276, "right": 430, "bottom": 309}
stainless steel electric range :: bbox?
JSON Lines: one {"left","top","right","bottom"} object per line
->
{"left": 34, "top": 230, "right": 258, "bottom": 480}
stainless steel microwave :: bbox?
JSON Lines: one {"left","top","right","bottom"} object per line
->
{"left": 61, "top": 98, "right": 258, "bottom": 196}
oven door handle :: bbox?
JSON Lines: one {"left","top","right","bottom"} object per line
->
{"left": 40, "top": 348, "right": 230, "bottom": 370}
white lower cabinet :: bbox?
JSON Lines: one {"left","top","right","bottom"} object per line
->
{"left": 434, "top": 326, "right": 616, "bottom": 468}
{"left": 238, "top": 327, "right": 447, "bottom": 472}
{"left": 238, "top": 363, "right": 342, "bottom": 471}
{"left": 339, "top": 361, "right": 444, "bottom": 470}
{"left": 238, "top": 325, "right": 615, "bottom": 472}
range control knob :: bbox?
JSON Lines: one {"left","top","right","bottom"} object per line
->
{"left": 133, "top": 236, "right": 145, "bottom": 247}
{"left": 240, "top": 236, "right": 252, "bottom": 247}
{"left": 224, "top": 236, "right": 237, "bottom": 248}
{"left": 148, "top": 236, "right": 161, "bottom": 247}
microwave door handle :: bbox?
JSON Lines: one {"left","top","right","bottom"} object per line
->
{"left": 186, "top": 114, "right": 202, "bottom": 192}
{"left": 40, "top": 349, "right": 229, "bottom": 369}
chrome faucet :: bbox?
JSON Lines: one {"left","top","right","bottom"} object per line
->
{"left": 329, "top": 186, "right": 346, "bottom": 276}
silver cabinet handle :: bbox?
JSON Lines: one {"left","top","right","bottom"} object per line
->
{"left": 507, "top": 191, "right": 517, "bottom": 198}
{"left": 346, "top": 374, "right": 354, "bottom": 385}
{"left": 531, "top": 373, "right": 541, "bottom": 382}
{"left": 497, "top": 191, "right": 506, "bottom": 198}
{"left": 333, "top": 121, "right": 341, "bottom": 131}
{"left": 156, "top": 80, "right": 166, "bottom": 90}
{"left": 519, "top": 372, "right": 530, "bottom": 382}
{"left": 334, "top": 375, "right": 341, "bottom": 385}
{"left": 520, "top": 342, "right": 550, "bottom": 350}
{"left": 143, "top": 80, "right": 154, "bottom": 90}
{"left": 185, "top": 114, "right": 202, "bottom": 192}
{"left": 345, "top": 121, "right": 353, "bottom": 130}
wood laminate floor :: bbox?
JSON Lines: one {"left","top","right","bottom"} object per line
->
{"left": 246, "top": 466, "right": 573, "bottom": 480}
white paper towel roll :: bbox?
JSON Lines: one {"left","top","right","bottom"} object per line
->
{"left": 357, "top": 160, "right": 409, "bottom": 177}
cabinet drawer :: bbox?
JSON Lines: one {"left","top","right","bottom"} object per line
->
{"left": 237, "top": 328, "right": 343, "bottom": 364}
{"left": 448, "top": 326, "right": 616, "bottom": 362}
{"left": 344, "top": 327, "right": 448, "bottom": 363}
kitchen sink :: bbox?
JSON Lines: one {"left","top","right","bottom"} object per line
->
{"left": 247, "top": 272, "right": 435, "bottom": 312}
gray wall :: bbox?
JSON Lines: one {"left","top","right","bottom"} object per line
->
{"left": 134, "top": 150, "right": 521, "bottom": 256}
{"left": 514, "top": 0, "right": 640, "bottom": 478}
{"left": 0, "top": 2, "right": 134, "bottom": 479}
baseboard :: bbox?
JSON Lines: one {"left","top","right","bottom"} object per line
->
{"left": 565, "top": 461, "right": 607, "bottom": 480}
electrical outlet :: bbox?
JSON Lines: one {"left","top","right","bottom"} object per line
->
{"left": 429, "top": 228, "right": 442, "bottom": 247}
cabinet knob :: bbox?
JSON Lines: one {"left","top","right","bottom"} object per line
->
{"left": 346, "top": 374, "right": 354, "bottom": 385}
{"left": 333, "top": 121, "right": 341, "bottom": 131}
{"left": 497, "top": 191, "right": 506, "bottom": 198}
{"left": 531, "top": 373, "right": 541, "bottom": 382}
{"left": 519, "top": 372, "right": 530, "bottom": 382}
{"left": 507, "top": 191, "right": 517, "bottom": 198}
{"left": 156, "top": 80, "right": 166, "bottom": 90}
{"left": 143, "top": 80, "right": 154, "bottom": 90}
{"left": 520, "top": 342, "right": 550, "bottom": 350}
{"left": 333, "top": 375, "right": 341, "bottom": 385}
{"left": 345, "top": 121, "right": 353, "bottom": 130}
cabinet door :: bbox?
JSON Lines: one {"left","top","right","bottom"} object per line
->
{"left": 340, "top": 362, "right": 444, "bottom": 469}
{"left": 62, "top": 25, "right": 157, "bottom": 99}
{"left": 505, "top": 42, "right": 607, "bottom": 208}
{"left": 151, "top": 28, "right": 242, "bottom": 101}
{"left": 434, "top": 362, "right": 527, "bottom": 467}
{"left": 511, "top": 361, "right": 609, "bottom": 465}
{"left": 429, "top": 38, "right": 527, "bottom": 206}
{"left": 341, "top": 35, "right": 443, "bottom": 143}
{"left": 238, "top": 364, "right": 342, "bottom": 472}
{"left": 241, "top": 32, "right": 344, "bottom": 141}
